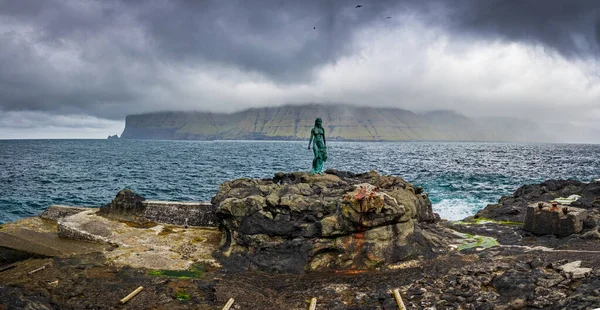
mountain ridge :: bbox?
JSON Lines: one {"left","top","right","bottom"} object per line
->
{"left": 120, "top": 104, "right": 547, "bottom": 142}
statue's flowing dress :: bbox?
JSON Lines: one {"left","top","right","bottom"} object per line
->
{"left": 311, "top": 127, "right": 327, "bottom": 174}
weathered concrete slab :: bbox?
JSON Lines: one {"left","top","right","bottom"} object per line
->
{"left": 40, "top": 205, "right": 97, "bottom": 221}
{"left": 143, "top": 200, "right": 217, "bottom": 227}
{"left": 523, "top": 203, "right": 587, "bottom": 237}
{"left": 0, "top": 217, "right": 106, "bottom": 258}
{"left": 58, "top": 210, "right": 221, "bottom": 270}
{"left": 58, "top": 211, "right": 116, "bottom": 244}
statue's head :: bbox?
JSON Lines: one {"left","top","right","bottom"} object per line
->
{"left": 314, "top": 117, "right": 322, "bottom": 127}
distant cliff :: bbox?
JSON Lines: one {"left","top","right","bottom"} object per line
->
{"left": 120, "top": 104, "right": 548, "bottom": 142}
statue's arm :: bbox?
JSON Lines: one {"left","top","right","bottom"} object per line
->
{"left": 323, "top": 129, "right": 326, "bottom": 147}
{"left": 308, "top": 129, "right": 313, "bottom": 149}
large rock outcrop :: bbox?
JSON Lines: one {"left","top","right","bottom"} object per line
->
{"left": 472, "top": 179, "right": 600, "bottom": 223}
{"left": 213, "top": 169, "right": 446, "bottom": 273}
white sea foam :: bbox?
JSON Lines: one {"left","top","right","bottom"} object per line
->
{"left": 433, "top": 199, "right": 488, "bottom": 221}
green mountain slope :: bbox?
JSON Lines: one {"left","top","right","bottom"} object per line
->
{"left": 120, "top": 104, "right": 542, "bottom": 141}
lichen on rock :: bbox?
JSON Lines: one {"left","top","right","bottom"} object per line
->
{"left": 213, "top": 169, "right": 446, "bottom": 273}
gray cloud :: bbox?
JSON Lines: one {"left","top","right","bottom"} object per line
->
{"left": 0, "top": 0, "right": 400, "bottom": 119}
{"left": 1, "top": 0, "right": 600, "bottom": 139}
{"left": 441, "top": 0, "right": 600, "bottom": 59}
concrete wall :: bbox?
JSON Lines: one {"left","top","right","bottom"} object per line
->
{"left": 143, "top": 201, "right": 217, "bottom": 227}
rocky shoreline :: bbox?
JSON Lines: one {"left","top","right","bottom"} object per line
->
{"left": 1, "top": 171, "right": 599, "bottom": 309}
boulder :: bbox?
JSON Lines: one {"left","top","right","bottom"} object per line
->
{"left": 97, "top": 189, "right": 147, "bottom": 223}
{"left": 556, "top": 261, "right": 592, "bottom": 279}
{"left": 213, "top": 170, "right": 444, "bottom": 273}
{"left": 523, "top": 203, "right": 587, "bottom": 237}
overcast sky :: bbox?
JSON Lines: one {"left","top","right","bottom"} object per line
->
{"left": 1, "top": 0, "right": 600, "bottom": 140}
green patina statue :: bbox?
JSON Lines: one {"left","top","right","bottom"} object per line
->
{"left": 308, "top": 117, "right": 327, "bottom": 175}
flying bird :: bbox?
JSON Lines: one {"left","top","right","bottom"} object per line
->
{"left": 355, "top": 5, "right": 362, "bottom": 8}
{"left": 385, "top": 16, "right": 392, "bottom": 19}
{"left": 313, "top": 27, "right": 316, "bottom": 29}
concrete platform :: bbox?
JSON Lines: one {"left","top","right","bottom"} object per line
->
{"left": 0, "top": 217, "right": 106, "bottom": 258}
{"left": 42, "top": 201, "right": 217, "bottom": 227}
{"left": 58, "top": 210, "right": 221, "bottom": 270}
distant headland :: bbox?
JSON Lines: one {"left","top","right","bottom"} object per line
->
{"left": 119, "top": 104, "right": 549, "bottom": 142}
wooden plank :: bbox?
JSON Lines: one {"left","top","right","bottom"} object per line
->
{"left": 393, "top": 289, "right": 406, "bottom": 310}
{"left": 222, "top": 298, "right": 235, "bottom": 310}
{"left": 28, "top": 265, "right": 48, "bottom": 275}
{"left": 308, "top": 297, "right": 317, "bottom": 310}
{"left": 0, "top": 263, "right": 16, "bottom": 273}
{"left": 120, "top": 286, "right": 144, "bottom": 304}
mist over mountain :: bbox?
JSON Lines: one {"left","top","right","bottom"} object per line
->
{"left": 120, "top": 104, "right": 553, "bottom": 142}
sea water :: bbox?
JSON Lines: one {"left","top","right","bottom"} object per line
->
{"left": 1, "top": 139, "right": 599, "bottom": 224}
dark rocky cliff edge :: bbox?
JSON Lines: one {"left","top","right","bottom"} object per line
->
{"left": 212, "top": 169, "right": 447, "bottom": 273}
{"left": 1, "top": 173, "right": 600, "bottom": 309}
{"left": 120, "top": 104, "right": 550, "bottom": 142}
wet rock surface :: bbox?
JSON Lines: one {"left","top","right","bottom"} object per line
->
{"left": 213, "top": 170, "right": 445, "bottom": 273}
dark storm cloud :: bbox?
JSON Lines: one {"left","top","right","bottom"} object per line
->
{"left": 131, "top": 0, "right": 397, "bottom": 80}
{"left": 0, "top": 0, "right": 399, "bottom": 119}
{"left": 0, "top": 0, "right": 599, "bottom": 125}
{"left": 413, "top": 0, "right": 600, "bottom": 59}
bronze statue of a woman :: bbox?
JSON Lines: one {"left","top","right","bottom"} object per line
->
{"left": 308, "top": 117, "right": 327, "bottom": 175}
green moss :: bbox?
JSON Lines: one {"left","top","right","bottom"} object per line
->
{"left": 365, "top": 259, "right": 384, "bottom": 269}
{"left": 457, "top": 235, "right": 499, "bottom": 251}
{"left": 191, "top": 236, "right": 206, "bottom": 243}
{"left": 148, "top": 264, "right": 205, "bottom": 279}
{"left": 123, "top": 221, "right": 157, "bottom": 228}
{"left": 457, "top": 218, "right": 522, "bottom": 226}
{"left": 175, "top": 291, "right": 190, "bottom": 301}
{"left": 158, "top": 226, "right": 175, "bottom": 236}
{"left": 148, "top": 270, "right": 162, "bottom": 276}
